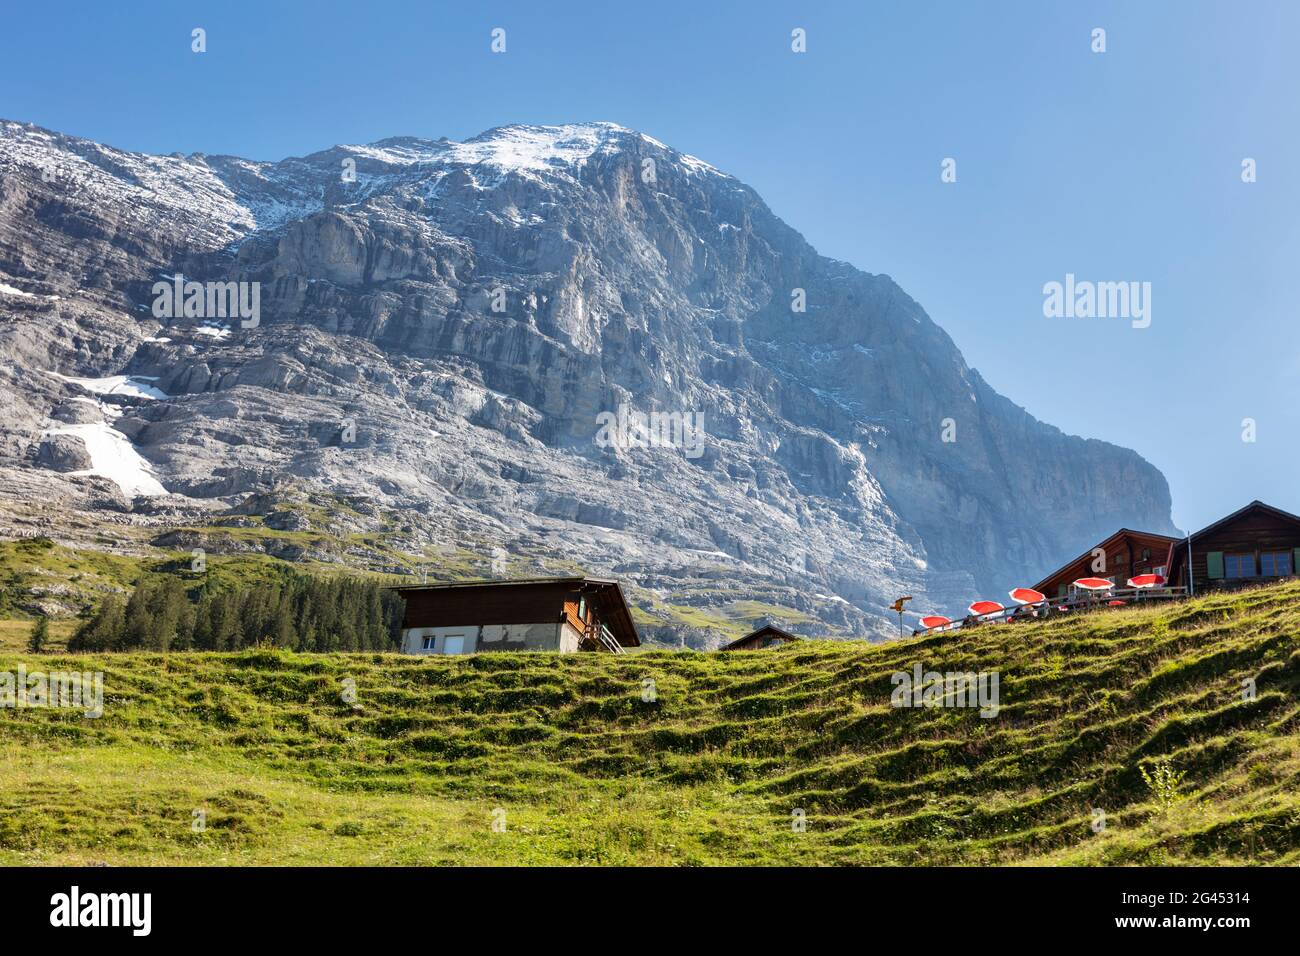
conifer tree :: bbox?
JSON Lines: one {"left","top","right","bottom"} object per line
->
{"left": 27, "top": 615, "right": 49, "bottom": 653}
{"left": 68, "top": 595, "right": 125, "bottom": 652}
{"left": 57, "top": 571, "right": 402, "bottom": 655}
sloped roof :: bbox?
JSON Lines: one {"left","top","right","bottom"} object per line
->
{"left": 721, "top": 623, "right": 800, "bottom": 651}
{"left": 1180, "top": 499, "right": 1300, "bottom": 544}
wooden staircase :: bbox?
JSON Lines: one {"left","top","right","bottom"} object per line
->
{"left": 584, "top": 620, "right": 625, "bottom": 654}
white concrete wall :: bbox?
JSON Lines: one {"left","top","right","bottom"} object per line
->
{"left": 402, "top": 625, "right": 480, "bottom": 655}
{"left": 559, "top": 622, "right": 583, "bottom": 653}
{"left": 401, "top": 622, "right": 566, "bottom": 654}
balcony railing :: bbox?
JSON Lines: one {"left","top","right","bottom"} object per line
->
{"left": 915, "top": 585, "right": 1188, "bottom": 636}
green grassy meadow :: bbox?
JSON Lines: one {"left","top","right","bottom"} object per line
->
{"left": 2, "top": 580, "right": 1299, "bottom": 865}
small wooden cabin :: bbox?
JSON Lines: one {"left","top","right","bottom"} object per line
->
{"left": 1032, "top": 528, "right": 1179, "bottom": 599}
{"left": 1163, "top": 500, "right": 1300, "bottom": 595}
{"left": 391, "top": 577, "right": 640, "bottom": 655}
{"left": 720, "top": 624, "right": 801, "bottom": 651}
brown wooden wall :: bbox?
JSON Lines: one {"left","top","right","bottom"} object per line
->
{"left": 399, "top": 583, "right": 570, "bottom": 630}
{"left": 1180, "top": 510, "right": 1300, "bottom": 593}
{"left": 399, "top": 582, "right": 616, "bottom": 638}
{"left": 562, "top": 596, "right": 592, "bottom": 634}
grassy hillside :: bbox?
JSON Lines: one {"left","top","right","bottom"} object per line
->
{"left": 0, "top": 535, "right": 355, "bottom": 626}
{"left": 2, "top": 580, "right": 1299, "bottom": 865}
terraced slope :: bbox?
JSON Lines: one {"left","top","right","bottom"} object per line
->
{"left": 2, "top": 580, "right": 1299, "bottom": 865}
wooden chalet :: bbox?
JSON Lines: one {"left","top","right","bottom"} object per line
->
{"left": 720, "top": 624, "right": 801, "bottom": 652}
{"left": 391, "top": 577, "right": 640, "bottom": 655}
{"left": 1163, "top": 500, "right": 1300, "bottom": 595}
{"left": 1031, "top": 528, "right": 1180, "bottom": 599}
{"left": 915, "top": 499, "right": 1300, "bottom": 637}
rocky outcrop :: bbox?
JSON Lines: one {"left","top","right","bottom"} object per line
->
{"left": 0, "top": 120, "right": 1177, "bottom": 640}
{"left": 36, "top": 433, "right": 91, "bottom": 471}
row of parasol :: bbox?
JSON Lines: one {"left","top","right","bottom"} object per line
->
{"left": 917, "top": 573, "right": 1168, "bottom": 631}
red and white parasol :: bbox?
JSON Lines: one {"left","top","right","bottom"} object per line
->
{"left": 920, "top": 615, "right": 951, "bottom": 630}
{"left": 1072, "top": 577, "right": 1114, "bottom": 591}
{"left": 1008, "top": 587, "right": 1047, "bottom": 605}
{"left": 1126, "top": 573, "right": 1166, "bottom": 589}
{"left": 968, "top": 600, "right": 1005, "bottom": 617}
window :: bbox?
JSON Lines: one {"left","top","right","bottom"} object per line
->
{"left": 1224, "top": 553, "right": 1256, "bottom": 579}
{"left": 421, "top": 636, "right": 436, "bottom": 650}
{"left": 1260, "top": 551, "right": 1292, "bottom": 577}
{"left": 577, "top": 595, "right": 587, "bottom": 621}
{"left": 443, "top": 635, "right": 465, "bottom": 655}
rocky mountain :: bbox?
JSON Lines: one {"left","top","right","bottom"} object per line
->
{"left": 0, "top": 119, "right": 1177, "bottom": 642}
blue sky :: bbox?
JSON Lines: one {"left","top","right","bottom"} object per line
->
{"left": 3, "top": 0, "right": 1297, "bottom": 532}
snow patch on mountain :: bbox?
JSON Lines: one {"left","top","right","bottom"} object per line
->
{"left": 47, "top": 372, "right": 169, "bottom": 401}
{"left": 41, "top": 422, "right": 168, "bottom": 497}
{"left": 0, "top": 281, "right": 57, "bottom": 300}
{"left": 191, "top": 323, "right": 232, "bottom": 340}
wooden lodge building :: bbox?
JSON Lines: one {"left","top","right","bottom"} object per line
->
{"left": 1163, "top": 500, "right": 1300, "bottom": 595}
{"left": 1030, "top": 499, "right": 1300, "bottom": 603}
{"left": 391, "top": 577, "right": 640, "bottom": 655}
{"left": 720, "top": 623, "right": 801, "bottom": 652}
{"left": 1031, "top": 528, "right": 1179, "bottom": 599}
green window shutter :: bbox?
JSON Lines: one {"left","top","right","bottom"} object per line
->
{"left": 1206, "top": 551, "right": 1224, "bottom": 579}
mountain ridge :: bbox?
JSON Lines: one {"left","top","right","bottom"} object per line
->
{"left": 0, "top": 118, "right": 1176, "bottom": 642}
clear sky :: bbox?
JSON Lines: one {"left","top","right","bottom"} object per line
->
{"left": 3, "top": 0, "right": 1297, "bottom": 532}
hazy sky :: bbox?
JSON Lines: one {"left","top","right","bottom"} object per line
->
{"left": 3, "top": 0, "right": 1296, "bottom": 532}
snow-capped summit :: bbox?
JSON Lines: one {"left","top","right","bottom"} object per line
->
{"left": 338, "top": 122, "right": 717, "bottom": 177}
